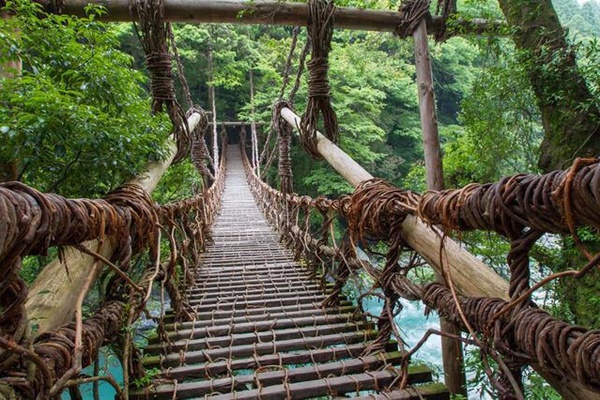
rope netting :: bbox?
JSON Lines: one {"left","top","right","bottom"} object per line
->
{"left": 0, "top": 112, "right": 225, "bottom": 399}
{"left": 243, "top": 127, "right": 600, "bottom": 398}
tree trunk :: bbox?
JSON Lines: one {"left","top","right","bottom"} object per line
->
{"left": 497, "top": 0, "right": 600, "bottom": 172}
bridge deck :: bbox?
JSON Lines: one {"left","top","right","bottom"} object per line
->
{"left": 132, "top": 146, "right": 449, "bottom": 399}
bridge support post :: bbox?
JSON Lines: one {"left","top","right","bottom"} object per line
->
{"left": 412, "top": 19, "right": 467, "bottom": 397}
{"left": 208, "top": 43, "right": 220, "bottom": 175}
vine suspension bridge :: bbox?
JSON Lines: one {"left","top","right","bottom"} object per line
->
{"left": 130, "top": 145, "right": 448, "bottom": 399}
{"left": 2, "top": 0, "right": 600, "bottom": 399}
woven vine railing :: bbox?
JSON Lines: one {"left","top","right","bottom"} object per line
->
{"left": 0, "top": 137, "right": 226, "bottom": 400}
{"left": 241, "top": 135, "right": 600, "bottom": 398}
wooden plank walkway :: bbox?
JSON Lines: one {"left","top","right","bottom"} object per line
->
{"left": 132, "top": 146, "right": 449, "bottom": 399}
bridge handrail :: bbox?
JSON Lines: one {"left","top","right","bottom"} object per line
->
{"left": 0, "top": 111, "right": 228, "bottom": 398}
{"left": 242, "top": 118, "right": 600, "bottom": 399}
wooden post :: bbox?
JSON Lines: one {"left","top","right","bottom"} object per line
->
{"left": 414, "top": 20, "right": 444, "bottom": 190}
{"left": 207, "top": 43, "right": 219, "bottom": 174}
{"left": 249, "top": 69, "right": 260, "bottom": 175}
{"left": 279, "top": 106, "right": 600, "bottom": 400}
{"left": 25, "top": 112, "right": 203, "bottom": 335}
{"left": 413, "top": 19, "right": 466, "bottom": 397}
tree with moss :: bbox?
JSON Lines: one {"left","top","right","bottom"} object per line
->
{"left": 497, "top": 0, "right": 600, "bottom": 172}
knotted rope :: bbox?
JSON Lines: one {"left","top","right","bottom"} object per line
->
{"left": 188, "top": 106, "right": 214, "bottom": 185}
{"left": 434, "top": 0, "right": 457, "bottom": 41}
{"left": 395, "top": 0, "right": 431, "bottom": 38}
{"left": 300, "top": 0, "right": 339, "bottom": 158}
{"left": 129, "top": 0, "right": 189, "bottom": 162}
{"left": 273, "top": 100, "right": 294, "bottom": 195}
{"left": 395, "top": 0, "right": 457, "bottom": 40}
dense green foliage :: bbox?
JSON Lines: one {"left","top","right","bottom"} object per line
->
{"left": 0, "top": 1, "right": 170, "bottom": 197}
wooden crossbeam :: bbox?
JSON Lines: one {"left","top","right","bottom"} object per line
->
{"left": 209, "top": 121, "right": 265, "bottom": 126}
{"left": 50, "top": 0, "right": 503, "bottom": 35}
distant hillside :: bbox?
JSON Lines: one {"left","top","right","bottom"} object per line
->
{"left": 553, "top": 0, "right": 600, "bottom": 37}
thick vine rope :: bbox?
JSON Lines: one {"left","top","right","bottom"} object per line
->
{"left": 188, "top": 106, "right": 214, "bottom": 184}
{"left": 0, "top": 182, "right": 158, "bottom": 397}
{"left": 273, "top": 100, "right": 294, "bottom": 194}
{"left": 245, "top": 146, "right": 600, "bottom": 396}
{"left": 395, "top": 0, "right": 431, "bottom": 38}
{"left": 289, "top": 35, "right": 311, "bottom": 104}
{"left": 300, "top": 0, "right": 339, "bottom": 158}
{"left": 129, "top": 0, "right": 189, "bottom": 162}
{"left": 0, "top": 144, "right": 227, "bottom": 397}
{"left": 279, "top": 26, "right": 301, "bottom": 100}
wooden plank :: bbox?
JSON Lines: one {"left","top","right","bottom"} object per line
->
{"left": 186, "top": 289, "right": 326, "bottom": 305}
{"left": 190, "top": 294, "right": 328, "bottom": 312}
{"left": 55, "top": 0, "right": 502, "bottom": 36}
{"left": 195, "top": 269, "right": 309, "bottom": 280}
{"left": 206, "top": 369, "right": 430, "bottom": 400}
{"left": 144, "top": 321, "right": 371, "bottom": 355}
{"left": 195, "top": 261, "right": 297, "bottom": 271}
{"left": 143, "top": 331, "right": 379, "bottom": 367}
{"left": 187, "top": 282, "right": 321, "bottom": 296}
{"left": 188, "top": 301, "right": 352, "bottom": 320}
{"left": 192, "top": 277, "right": 314, "bottom": 289}
{"left": 195, "top": 263, "right": 304, "bottom": 273}
{"left": 345, "top": 382, "right": 450, "bottom": 400}
{"left": 192, "top": 276, "right": 315, "bottom": 289}
{"left": 150, "top": 313, "right": 359, "bottom": 343}
{"left": 198, "top": 257, "right": 294, "bottom": 267}
{"left": 132, "top": 353, "right": 434, "bottom": 399}
{"left": 133, "top": 342, "right": 399, "bottom": 397}
{"left": 161, "top": 305, "right": 357, "bottom": 327}
{"left": 186, "top": 287, "right": 324, "bottom": 301}
{"left": 186, "top": 282, "right": 323, "bottom": 297}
